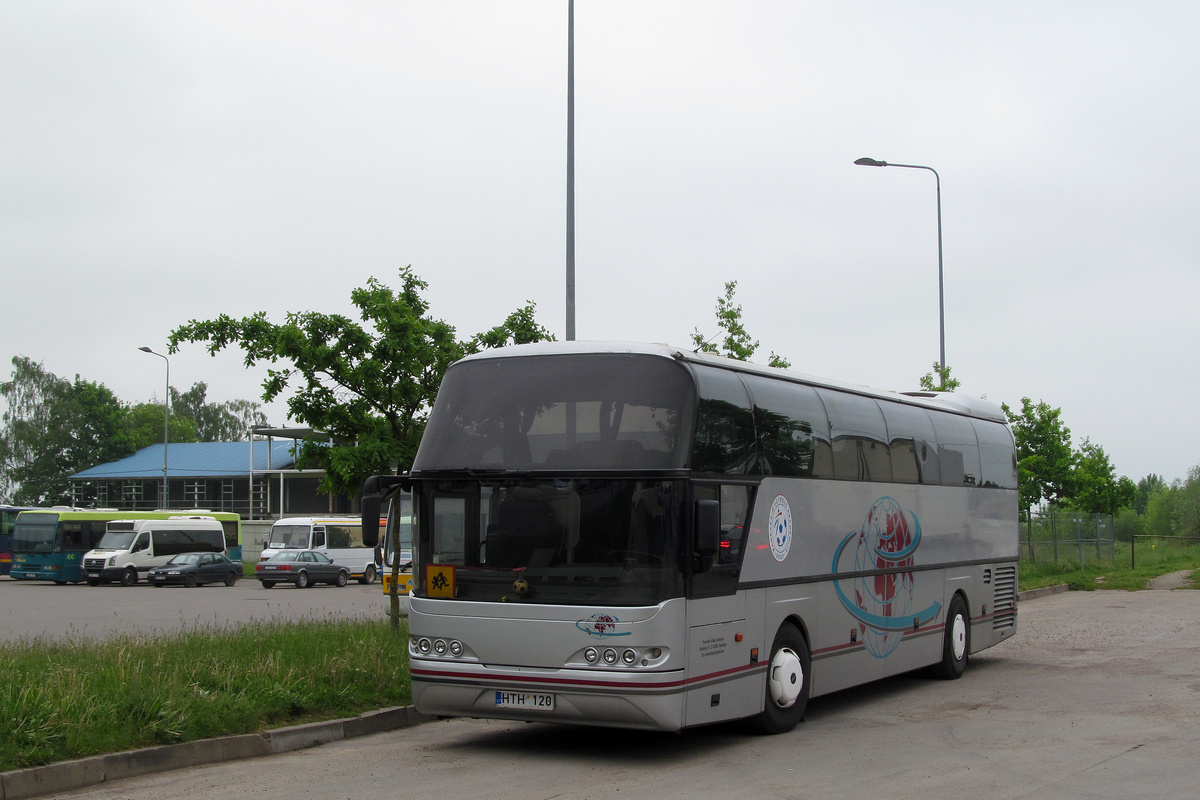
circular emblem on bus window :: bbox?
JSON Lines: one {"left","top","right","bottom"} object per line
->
{"left": 769, "top": 495, "right": 792, "bottom": 562}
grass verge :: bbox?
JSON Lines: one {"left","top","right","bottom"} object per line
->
{"left": 1020, "top": 538, "right": 1200, "bottom": 591}
{"left": 0, "top": 616, "right": 410, "bottom": 772}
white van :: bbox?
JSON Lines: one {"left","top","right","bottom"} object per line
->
{"left": 261, "top": 516, "right": 378, "bottom": 584}
{"left": 82, "top": 516, "right": 227, "bottom": 586}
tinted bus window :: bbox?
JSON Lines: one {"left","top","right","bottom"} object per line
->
{"left": 972, "top": 418, "right": 1018, "bottom": 489}
{"left": 692, "top": 366, "right": 756, "bottom": 475}
{"left": 931, "top": 413, "right": 981, "bottom": 486}
{"left": 741, "top": 374, "right": 832, "bottom": 478}
{"left": 879, "top": 401, "right": 941, "bottom": 485}
{"left": 818, "top": 390, "right": 891, "bottom": 483}
{"left": 415, "top": 354, "right": 693, "bottom": 471}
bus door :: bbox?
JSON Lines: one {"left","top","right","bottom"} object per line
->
{"left": 683, "top": 483, "right": 758, "bottom": 727}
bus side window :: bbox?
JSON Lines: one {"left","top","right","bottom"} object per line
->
{"left": 132, "top": 533, "right": 149, "bottom": 553}
{"left": 692, "top": 366, "right": 756, "bottom": 475}
{"left": 313, "top": 527, "right": 327, "bottom": 548}
{"left": 741, "top": 374, "right": 832, "bottom": 479}
{"left": 820, "top": 390, "right": 892, "bottom": 483}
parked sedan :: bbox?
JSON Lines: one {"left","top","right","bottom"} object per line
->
{"left": 148, "top": 552, "right": 242, "bottom": 587}
{"left": 256, "top": 550, "right": 350, "bottom": 588}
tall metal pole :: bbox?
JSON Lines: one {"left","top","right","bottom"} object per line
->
{"left": 139, "top": 347, "right": 170, "bottom": 507}
{"left": 854, "top": 158, "right": 946, "bottom": 376}
{"left": 565, "top": 0, "right": 576, "bottom": 341}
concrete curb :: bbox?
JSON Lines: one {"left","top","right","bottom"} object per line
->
{"left": 0, "top": 706, "right": 434, "bottom": 800}
{"left": 1017, "top": 583, "right": 1070, "bottom": 601}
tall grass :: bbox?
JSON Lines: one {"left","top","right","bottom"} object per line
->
{"left": 0, "top": 617, "right": 410, "bottom": 772}
{"left": 1020, "top": 537, "right": 1200, "bottom": 591}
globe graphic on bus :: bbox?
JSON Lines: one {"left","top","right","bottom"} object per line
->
{"left": 848, "top": 497, "right": 918, "bottom": 659}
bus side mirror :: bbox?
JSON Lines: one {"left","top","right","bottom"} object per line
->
{"left": 695, "top": 499, "right": 720, "bottom": 573}
{"left": 361, "top": 475, "right": 411, "bottom": 548}
{"left": 361, "top": 494, "right": 381, "bottom": 547}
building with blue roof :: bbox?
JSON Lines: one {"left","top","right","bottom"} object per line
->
{"left": 69, "top": 432, "right": 345, "bottom": 520}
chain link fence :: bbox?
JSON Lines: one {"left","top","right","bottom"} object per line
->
{"left": 1020, "top": 510, "right": 1115, "bottom": 567}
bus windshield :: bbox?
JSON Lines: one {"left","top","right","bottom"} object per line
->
{"left": 12, "top": 514, "right": 57, "bottom": 554}
{"left": 414, "top": 353, "right": 695, "bottom": 472}
{"left": 421, "top": 477, "right": 687, "bottom": 606}
{"left": 267, "top": 524, "right": 310, "bottom": 549}
{"left": 96, "top": 531, "right": 137, "bottom": 550}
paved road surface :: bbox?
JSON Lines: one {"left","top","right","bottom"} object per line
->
{"left": 55, "top": 589, "right": 1199, "bottom": 800}
{"left": 0, "top": 577, "right": 393, "bottom": 642}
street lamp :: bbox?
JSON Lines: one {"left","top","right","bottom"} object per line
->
{"left": 854, "top": 157, "right": 946, "bottom": 377}
{"left": 139, "top": 347, "right": 170, "bottom": 507}
{"left": 565, "top": 0, "right": 575, "bottom": 341}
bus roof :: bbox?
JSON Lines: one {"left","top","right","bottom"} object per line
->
{"left": 16, "top": 509, "right": 240, "bottom": 522}
{"left": 451, "top": 341, "right": 1008, "bottom": 424}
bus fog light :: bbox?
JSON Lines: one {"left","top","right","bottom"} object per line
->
{"left": 649, "top": 648, "right": 663, "bottom": 659}
{"left": 602, "top": 648, "right": 618, "bottom": 664}
{"left": 622, "top": 649, "right": 637, "bottom": 665}
{"left": 584, "top": 647, "right": 599, "bottom": 664}
{"left": 449, "top": 640, "right": 463, "bottom": 657}
{"left": 433, "top": 639, "right": 448, "bottom": 655}
{"left": 417, "top": 638, "right": 432, "bottom": 654}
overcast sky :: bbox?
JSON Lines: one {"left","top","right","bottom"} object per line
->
{"left": 2, "top": 1, "right": 1197, "bottom": 484}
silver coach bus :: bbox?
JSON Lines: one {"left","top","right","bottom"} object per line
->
{"left": 362, "top": 342, "right": 1018, "bottom": 733}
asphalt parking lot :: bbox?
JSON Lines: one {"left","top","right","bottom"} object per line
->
{"left": 0, "top": 574, "right": 395, "bottom": 642}
{"left": 40, "top": 588, "right": 1200, "bottom": 800}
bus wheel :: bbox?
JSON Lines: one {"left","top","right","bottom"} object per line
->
{"left": 930, "top": 594, "right": 970, "bottom": 680}
{"left": 360, "top": 564, "right": 377, "bottom": 585}
{"left": 749, "top": 623, "right": 810, "bottom": 734}
{"left": 121, "top": 568, "right": 137, "bottom": 587}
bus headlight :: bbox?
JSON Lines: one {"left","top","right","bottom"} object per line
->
{"left": 410, "top": 636, "right": 468, "bottom": 660}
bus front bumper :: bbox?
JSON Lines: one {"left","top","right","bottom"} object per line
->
{"left": 410, "top": 659, "right": 687, "bottom": 732}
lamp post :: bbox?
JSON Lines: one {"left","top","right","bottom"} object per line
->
{"left": 565, "top": 0, "right": 575, "bottom": 341}
{"left": 854, "top": 157, "right": 946, "bottom": 377}
{"left": 139, "top": 347, "right": 170, "bottom": 507}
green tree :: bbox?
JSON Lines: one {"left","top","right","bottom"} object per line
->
{"left": 1002, "top": 397, "right": 1075, "bottom": 512}
{"left": 125, "top": 402, "right": 199, "bottom": 451}
{"left": 1068, "top": 438, "right": 1137, "bottom": 516}
{"left": 918, "top": 362, "right": 961, "bottom": 392}
{"left": 1133, "top": 473, "right": 1167, "bottom": 516}
{"left": 170, "top": 382, "right": 267, "bottom": 442}
{"left": 691, "top": 281, "right": 790, "bottom": 369}
{"left": 168, "top": 266, "right": 553, "bottom": 498}
{"left": 0, "top": 356, "right": 135, "bottom": 505}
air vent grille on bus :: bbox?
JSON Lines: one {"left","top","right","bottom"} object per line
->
{"left": 992, "top": 565, "right": 1017, "bottom": 631}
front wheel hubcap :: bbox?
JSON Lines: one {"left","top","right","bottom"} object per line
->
{"left": 768, "top": 647, "right": 804, "bottom": 708}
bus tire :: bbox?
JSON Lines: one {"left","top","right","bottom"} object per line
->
{"left": 749, "top": 623, "right": 810, "bottom": 735}
{"left": 360, "top": 564, "right": 377, "bottom": 585}
{"left": 121, "top": 568, "right": 137, "bottom": 587}
{"left": 930, "top": 594, "right": 970, "bottom": 680}
{"left": 296, "top": 571, "right": 310, "bottom": 589}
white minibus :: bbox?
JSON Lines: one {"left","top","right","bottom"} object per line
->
{"left": 83, "top": 516, "right": 227, "bottom": 586}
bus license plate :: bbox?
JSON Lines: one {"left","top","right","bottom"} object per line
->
{"left": 495, "top": 691, "right": 554, "bottom": 710}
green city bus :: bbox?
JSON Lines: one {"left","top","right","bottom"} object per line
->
{"left": 10, "top": 508, "right": 241, "bottom": 584}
